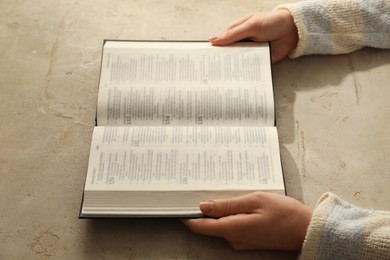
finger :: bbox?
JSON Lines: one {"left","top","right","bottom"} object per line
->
{"left": 200, "top": 193, "right": 260, "bottom": 218}
{"left": 182, "top": 214, "right": 245, "bottom": 238}
{"left": 182, "top": 218, "right": 225, "bottom": 237}
{"left": 183, "top": 213, "right": 263, "bottom": 243}
{"left": 210, "top": 22, "right": 255, "bottom": 46}
{"left": 225, "top": 14, "right": 253, "bottom": 31}
{"left": 270, "top": 40, "right": 295, "bottom": 63}
{"left": 209, "top": 15, "right": 253, "bottom": 45}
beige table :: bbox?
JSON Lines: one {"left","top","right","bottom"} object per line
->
{"left": 1, "top": 0, "right": 389, "bottom": 259}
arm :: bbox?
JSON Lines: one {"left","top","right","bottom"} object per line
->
{"left": 182, "top": 192, "right": 390, "bottom": 258}
{"left": 210, "top": 0, "right": 390, "bottom": 61}
{"left": 299, "top": 192, "right": 390, "bottom": 259}
{"left": 276, "top": 0, "right": 390, "bottom": 58}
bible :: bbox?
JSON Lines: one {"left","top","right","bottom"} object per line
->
{"left": 80, "top": 40, "right": 284, "bottom": 217}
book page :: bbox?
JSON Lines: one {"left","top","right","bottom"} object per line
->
{"left": 97, "top": 41, "right": 274, "bottom": 126}
{"left": 85, "top": 126, "right": 283, "bottom": 192}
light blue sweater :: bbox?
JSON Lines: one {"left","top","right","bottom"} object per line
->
{"left": 278, "top": 0, "right": 390, "bottom": 57}
{"left": 299, "top": 193, "right": 390, "bottom": 259}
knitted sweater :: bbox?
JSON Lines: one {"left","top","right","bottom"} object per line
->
{"left": 299, "top": 193, "right": 390, "bottom": 260}
{"left": 275, "top": 1, "right": 390, "bottom": 259}
{"left": 277, "top": 0, "right": 390, "bottom": 58}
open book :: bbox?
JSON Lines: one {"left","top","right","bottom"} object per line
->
{"left": 80, "top": 40, "right": 284, "bottom": 217}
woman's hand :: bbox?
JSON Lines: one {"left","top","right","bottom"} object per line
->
{"left": 182, "top": 192, "right": 312, "bottom": 251}
{"left": 209, "top": 10, "right": 298, "bottom": 63}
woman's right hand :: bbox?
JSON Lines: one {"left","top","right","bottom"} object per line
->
{"left": 182, "top": 192, "right": 312, "bottom": 251}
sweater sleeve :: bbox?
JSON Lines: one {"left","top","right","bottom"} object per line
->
{"left": 298, "top": 192, "right": 390, "bottom": 260}
{"left": 275, "top": 0, "right": 390, "bottom": 58}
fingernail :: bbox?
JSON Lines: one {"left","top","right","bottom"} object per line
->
{"left": 200, "top": 201, "right": 214, "bottom": 213}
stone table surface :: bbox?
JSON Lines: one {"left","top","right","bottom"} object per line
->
{"left": 1, "top": 0, "right": 389, "bottom": 259}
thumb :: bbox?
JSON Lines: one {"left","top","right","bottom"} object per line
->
{"left": 200, "top": 195, "right": 258, "bottom": 218}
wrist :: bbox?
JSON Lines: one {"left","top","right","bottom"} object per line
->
{"left": 276, "top": 9, "right": 298, "bottom": 53}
